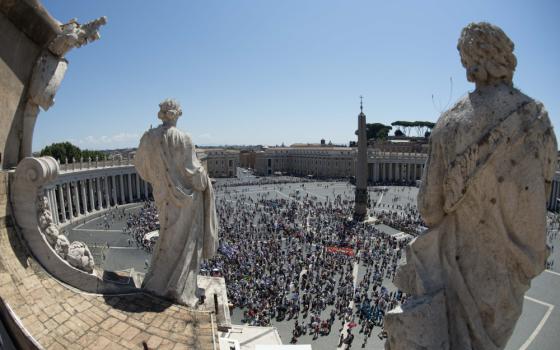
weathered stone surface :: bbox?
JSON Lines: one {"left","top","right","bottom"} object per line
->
{"left": 135, "top": 99, "right": 218, "bottom": 307}
{"left": 0, "top": 222, "right": 218, "bottom": 350}
{"left": 384, "top": 290, "right": 449, "bottom": 350}
{"left": 48, "top": 17, "right": 107, "bottom": 57}
{"left": 385, "top": 22, "right": 558, "bottom": 350}
{"left": 0, "top": 0, "right": 106, "bottom": 168}
{"left": 54, "top": 235, "right": 69, "bottom": 258}
{"left": 66, "top": 241, "right": 95, "bottom": 273}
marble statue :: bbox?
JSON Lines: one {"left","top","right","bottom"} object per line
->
{"left": 48, "top": 17, "right": 108, "bottom": 57}
{"left": 66, "top": 242, "right": 95, "bottom": 273}
{"left": 384, "top": 22, "right": 557, "bottom": 350}
{"left": 134, "top": 99, "right": 218, "bottom": 307}
{"left": 36, "top": 193, "right": 95, "bottom": 272}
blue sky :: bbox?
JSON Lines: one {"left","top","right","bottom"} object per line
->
{"left": 34, "top": 0, "right": 560, "bottom": 151}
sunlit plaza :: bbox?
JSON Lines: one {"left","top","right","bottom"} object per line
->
{"left": 1, "top": 1, "right": 559, "bottom": 350}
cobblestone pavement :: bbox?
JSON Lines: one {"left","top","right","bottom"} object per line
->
{"left": 0, "top": 224, "right": 217, "bottom": 350}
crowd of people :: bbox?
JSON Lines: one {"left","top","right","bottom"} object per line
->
{"left": 213, "top": 176, "right": 314, "bottom": 190}
{"left": 96, "top": 205, "right": 127, "bottom": 230}
{"left": 120, "top": 178, "right": 558, "bottom": 348}
{"left": 198, "top": 181, "right": 419, "bottom": 347}
{"left": 123, "top": 201, "right": 159, "bottom": 252}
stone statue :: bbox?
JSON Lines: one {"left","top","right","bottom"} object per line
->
{"left": 48, "top": 17, "right": 108, "bottom": 57}
{"left": 37, "top": 193, "right": 94, "bottom": 273}
{"left": 384, "top": 22, "right": 557, "bottom": 350}
{"left": 134, "top": 99, "right": 218, "bottom": 307}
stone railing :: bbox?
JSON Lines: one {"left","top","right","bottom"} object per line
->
{"left": 57, "top": 157, "right": 134, "bottom": 173}
{"left": 368, "top": 151, "right": 428, "bottom": 163}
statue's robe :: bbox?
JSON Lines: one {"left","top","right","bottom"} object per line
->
{"left": 392, "top": 85, "right": 557, "bottom": 349}
{"left": 135, "top": 124, "right": 218, "bottom": 306}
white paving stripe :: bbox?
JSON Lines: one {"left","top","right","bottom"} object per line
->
{"left": 519, "top": 296, "right": 555, "bottom": 350}
{"left": 544, "top": 269, "right": 560, "bottom": 277}
{"left": 375, "top": 187, "right": 386, "bottom": 207}
{"left": 337, "top": 262, "right": 360, "bottom": 350}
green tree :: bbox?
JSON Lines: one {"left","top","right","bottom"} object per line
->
{"left": 412, "top": 121, "right": 436, "bottom": 137}
{"left": 366, "top": 123, "right": 392, "bottom": 140}
{"left": 391, "top": 121, "right": 414, "bottom": 136}
{"left": 391, "top": 121, "right": 436, "bottom": 137}
{"left": 81, "top": 149, "right": 107, "bottom": 161}
{"left": 39, "top": 142, "right": 106, "bottom": 163}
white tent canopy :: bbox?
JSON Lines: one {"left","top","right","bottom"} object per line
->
{"left": 143, "top": 230, "right": 159, "bottom": 241}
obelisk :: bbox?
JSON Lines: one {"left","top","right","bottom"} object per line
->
{"left": 353, "top": 97, "right": 368, "bottom": 221}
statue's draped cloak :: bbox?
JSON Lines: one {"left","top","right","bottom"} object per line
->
{"left": 134, "top": 125, "right": 218, "bottom": 306}
{"left": 395, "top": 86, "right": 557, "bottom": 349}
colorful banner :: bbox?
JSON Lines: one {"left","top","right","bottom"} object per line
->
{"left": 326, "top": 246, "right": 354, "bottom": 256}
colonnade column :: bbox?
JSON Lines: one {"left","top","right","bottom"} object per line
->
{"left": 89, "top": 180, "right": 95, "bottom": 212}
{"left": 73, "top": 182, "right": 81, "bottom": 217}
{"left": 47, "top": 188, "right": 57, "bottom": 225}
{"left": 104, "top": 176, "right": 110, "bottom": 208}
{"left": 97, "top": 178, "right": 103, "bottom": 209}
{"left": 119, "top": 174, "right": 125, "bottom": 204}
{"left": 128, "top": 173, "right": 133, "bottom": 202}
{"left": 135, "top": 174, "right": 141, "bottom": 200}
{"left": 111, "top": 175, "right": 118, "bottom": 205}
{"left": 58, "top": 185, "right": 66, "bottom": 223}
{"left": 406, "top": 164, "right": 410, "bottom": 181}
{"left": 80, "top": 180, "right": 88, "bottom": 214}
{"left": 51, "top": 188, "right": 60, "bottom": 225}
{"left": 407, "top": 163, "right": 411, "bottom": 181}
{"left": 65, "top": 183, "right": 74, "bottom": 219}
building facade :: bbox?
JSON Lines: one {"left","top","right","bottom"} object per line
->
{"left": 255, "top": 146, "right": 356, "bottom": 178}
{"left": 201, "top": 149, "right": 240, "bottom": 178}
{"left": 254, "top": 144, "right": 427, "bottom": 183}
{"left": 240, "top": 150, "right": 257, "bottom": 169}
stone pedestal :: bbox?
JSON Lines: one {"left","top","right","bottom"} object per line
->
{"left": 353, "top": 188, "right": 368, "bottom": 221}
{"left": 384, "top": 290, "right": 449, "bottom": 350}
{"left": 198, "top": 276, "right": 231, "bottom": 330}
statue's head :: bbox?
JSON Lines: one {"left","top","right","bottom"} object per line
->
{"left": 457, "top": 22, "right": 517, "bottom": 88}
{"left": 158, "top": 99, "right": 183, "bottom": 126}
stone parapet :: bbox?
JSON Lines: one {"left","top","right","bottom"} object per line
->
{"left": 10, "top": 157, "right": 137, "bottom": 293}
{"left": 0, "top": 171, "right": 11, "bottom": 229}
{"left": 0, "top": 220, "right": 217, "bottom": 349}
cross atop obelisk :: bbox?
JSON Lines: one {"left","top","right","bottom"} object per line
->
{"left": 360, "top": 95, "right": 363, "bottom": 112}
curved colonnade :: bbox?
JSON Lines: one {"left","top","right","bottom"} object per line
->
{"left": 367, "top": 151, "right": 426, "bottom": 183}
{"left": 43, "top": 159, "right": 152, "bottom": 227}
